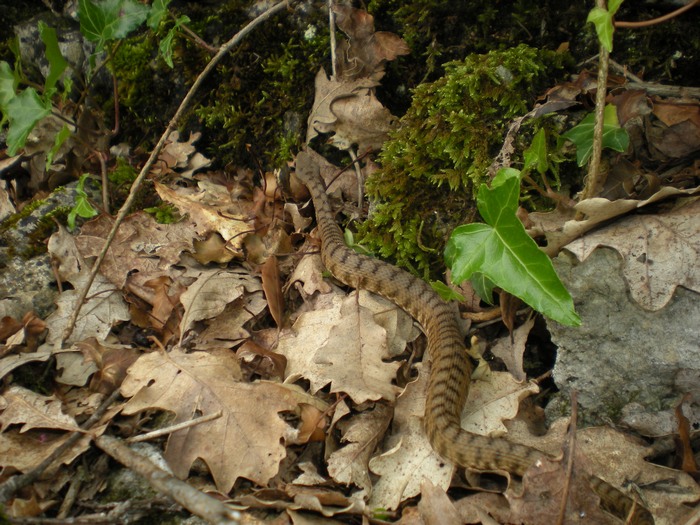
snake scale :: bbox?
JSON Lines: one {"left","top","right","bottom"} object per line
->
{"left": 296, "top": 164, "right": 653, "bottom": 525}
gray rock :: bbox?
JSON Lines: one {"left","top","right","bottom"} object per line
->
{"left": 545, "top": 247, "right": 700, "bottom": 427}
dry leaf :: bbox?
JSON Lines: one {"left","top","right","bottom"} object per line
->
{"left": 564, "top": 198, "right": 700, "bottom": 310}
{"left": 179, "top": 267, "right": 262, "bottom": 340}
{"left": 261, "top": 255, "right": 284, "bottom": 327}
{"left": 278, "top": 290, "right": 407, "bottom": 404}
{"left": 120, "top": 347, "right": 327, "bottom": 490}
{"left": 306, "top": 69, "right": 397, "bottom": 152}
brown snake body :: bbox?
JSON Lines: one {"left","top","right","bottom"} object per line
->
{"left": 296, "top": 165, "right": 653, "bottom": 524}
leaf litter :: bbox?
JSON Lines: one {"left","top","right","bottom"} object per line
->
{"left": 0, "top": 2, "right": 699, "bottom": 524}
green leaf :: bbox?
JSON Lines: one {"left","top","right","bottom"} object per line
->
{"left": 430, "top": 280, "right": 465, "bottom": 302}
{"left": 587, "top": 6, "right": 614, "bottom": 52}
{"left": 158, "top": 15, "right": 190, "bottom": 68}
{"left": 608, "top": 0, "right": 624, "bottom": 16}
{"left": 39, "top": 21, "right": 68, "bottom": 92}
{"left": 0, "top": 61, "right": 17, "bottom": 110}
{"left": 5, "top": 88, "right": 52, "bottom": 155}
{"left": 78, "top": 0, "right": 149, "bottom": 51}
{"left": 470, "top": 273, "right": 496, "bottom": 305}
{"left": 147, "top": 0, "right": 171, "bottom": 29}
{"left": 67, "top": 174, "right": 98, "bottom": 230}
{"left": 523, "top": 127, "right": 548, "bottom": 175}
{"left": 445, "top": 169, "right": 580, "bottom": 326}
{"left": 46, "top": 124, "right": 72, "bottom": 170}
{"left": 562, "top": 105, "right": 629, "bottom": 166}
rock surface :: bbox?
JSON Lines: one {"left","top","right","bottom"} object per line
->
{"left": 545, "top": 247, "right": 700, "bottom": 427}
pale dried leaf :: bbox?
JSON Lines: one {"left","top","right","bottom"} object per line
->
{"left": 0, "top": 386, "right": 80, "bottom": 433}
{"left": 306, "top": 69, "right": 396, "bottom": 151}
{"left": 490, "top": 317, "right": 535, "bottom": 382}
{"left": 120, "top": 347, "right": 326, "bottom": 490}
{"left": 179, "top": 267, "right": 262, "bottom": 339}
{"left": 278, "top": 290, "right": 406, "bottom": 404}
{"left": 564, "top": 198, "right": 700, "bottom": 310}
{"left": 154, "top": 182, "right": 254, "bottom": 256}
{"left": 326, "top": 403, "right": 392, "bottom": 492}
{"left": 418, "top": 478, "right": 463, "bottom": 525}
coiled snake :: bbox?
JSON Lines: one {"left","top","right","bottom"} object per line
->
{"left": 295, "top": 162, "right": 653, "bottom": 525}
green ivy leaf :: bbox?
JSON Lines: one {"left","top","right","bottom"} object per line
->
{"left": 562, "top": 104, "right": 629, "bottom": 166}
{"left": 470, "top": 272, "right": 496, "bottom": 305}
{"left": 47, "top": 124, "right": 72, "bottom": 170}
{"left": 5, "top": 88, "right": 52, "bottom": 155}
{"left": 608, "top": 0, "right": 624, "bottom": 16}
{"left": 0, "top": 61, "right": 17, "bottom": 122}
{"left": 147, "top": 0, "right": 172, "bottom": 29}
{"left": 67, "top": 174, "right": 98, "bottom": 230}
{"left": 523, "top": 127, "right": 548, "bottom": 176}
{"left": 159, "top": 15, "right": 190, "bottom": 68}
{"left": 38, "top": 21, "right": 68, "bottom": 92}
{"left": 445, "top": 169, "right": 580, "bottom": 326}
{"left": 587, "top": 6, "right": 614, "bottom": 52}
{"left": 430, "top": 280, "right": 465, "bottom": 302}
{"left": 78, "top": 0, "right": 149, "bottom": 51}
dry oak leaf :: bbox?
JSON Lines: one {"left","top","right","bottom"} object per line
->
{"left": 278, "top": 288, "right": 411, "bottom": 404}
{"left": 0, "top": 386, "right": 96, "bottom": 474}
{"left": 564, "top": 198, "right": 700, "bottom": 310}
{"left": 154, "top": 181, "right": 255, "bottom": 258}
{"left": 529, "top": 184, "right": 700, "bottom": 256}
{"left": 326, "top": 403, "right": 393, "bottom": 494}
{"left": 306, "top": 69, "right": 397, "bottom": 152}
{"left": 76, "top": 212, "right": 194, "bottom": 291}
{"left": 120, "top": 347, "right": 325, "bottom": 491}
{"left": 0, "top": 386, "right": 80, "bottom": 433}
{"left": 178, "top": 267, "right": 262, "bottom": 340}
{"left": 576, "top": 426, "right": 700, "bottom": 525}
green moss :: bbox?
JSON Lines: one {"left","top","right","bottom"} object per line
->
{"left": 357, "top": 44, "right": 570, "bottom": 278}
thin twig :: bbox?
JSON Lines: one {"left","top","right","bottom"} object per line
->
{"left": 615, "top": 0, "right": 699, "bottom": 28}
{"left": 61, "top": 0, "right": 295, "bottom": 345}
{"left": 328, "top": 0, "right": 337, "bottom": 78}
{"left": 556, "top": 390, "right": 578, "bottom": 525}
{"left": 127, "top": 411, "right": 223, "bottom": 443}
{"left": 579, "top": 0, "right": 610, "bottom": 205}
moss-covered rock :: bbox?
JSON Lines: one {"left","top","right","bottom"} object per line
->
{"left": 357, "top": 44, "right": 570, "bottom": 278}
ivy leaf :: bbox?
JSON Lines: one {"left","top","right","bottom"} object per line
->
{"left": 38, "top": 21, "right": 68, "bottom": 93}
{"left": 0, "top": 61, "right": 17, "bottom": 114}
{"left": 67, "top": 174, "right": 98, "bottom": 230}
{"left": 445, "top": 169, "right": 580, "bottom": 326}
{"left": 608, "top": 0, "right": 624, "bottom": 16}
{"left": 562, "top": 104, "right": 629, "bottom": 166}
{"left": 523, "top": 127, "right": 548, "bottom": 176}
{"left": 469, "top": 272, "right": 496, "bottom": 305}
{"left": 147, "top": 0, "right": 172, "bottom": 29}
{"left": 78, "top": 0, "right": 149, "bottom": 51}
{"left": 159, "top": 15, "right": 190, "bottom": 68}
{"left": 430, "top": 280, "right": 465, "bottom": 302}
{"left": 587, "top": 7, "right": 614, "bottom": 52}
{"left": 5, "top": 88, "right": 52, "bottom": 155}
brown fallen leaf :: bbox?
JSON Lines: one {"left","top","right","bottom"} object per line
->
{"left": 120, "top": 347, "right": 327, "bottom": 491}
{"left": 261, "top": 255, "right": 284, "bottom": 328}
{"left": 306, "top": 69, "right": 397, "bottom": 152}
{"left": 564, "top": 198, "right": 700, "bottom": 311}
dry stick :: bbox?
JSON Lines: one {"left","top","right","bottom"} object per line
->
{"left": 615, "top": 0, "right": 699, "bottom": 28}
{"left": 0, "top": 389, "right": 122, "bottom": 504}
{"left": 579, "top": 0, "right": 610, "bottom": 205}
{"left": 94, "top": 434, "right": 240, "bottom": 525}
{"left": 126, "top": 410, "right": 223, "bottom": 443}
{"left": 556, "top": 390, "right": 578, "bottom": 525}
{"left": 61, "top": 0, "right": 294, "bottom": 344}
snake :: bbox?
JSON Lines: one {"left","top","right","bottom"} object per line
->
{"left": 295, "top": 160, "right": 654, "bottom": 525}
